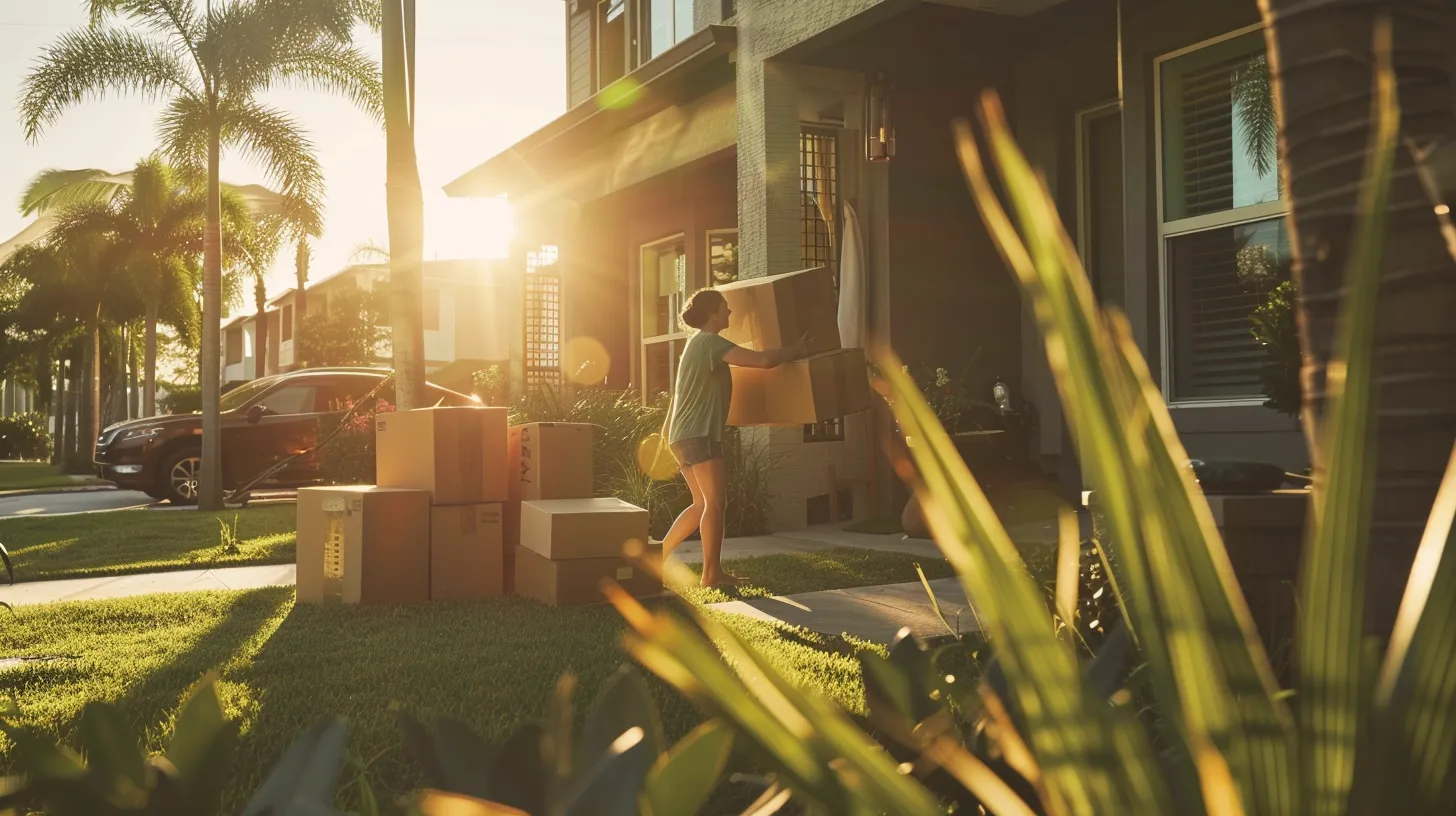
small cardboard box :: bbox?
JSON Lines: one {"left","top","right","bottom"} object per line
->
{"left": 431, "top": 503, "right": 505, "bottom": 600}
{"left": 728, "top": 348, "right": 872, "bottom": 426}
{"left": 520, "top": 497, "right": 650, "bottom": 561}
{"left": 376, "top": 406, "right": 508, "bottom": 505}
{"left": 296, "top": 486, "right": 430, "bottom": 605}
{"left": 508, "top": 422, "right": 595, "bottom": 502}
{"left": 716, "top": 266, "right": 841, "bottom": 357}
{"left": 514, "top": 545, "right": 662, "bottom": 606}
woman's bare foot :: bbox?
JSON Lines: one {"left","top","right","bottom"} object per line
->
{"left": 701, "top": 572, "right": 750, "bottom": 589}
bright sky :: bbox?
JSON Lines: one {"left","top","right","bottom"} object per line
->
{"left": 0, "top": 0, "right": 566, "bottom": 305}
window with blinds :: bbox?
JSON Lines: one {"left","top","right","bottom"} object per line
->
{"left": 1158, "top": 28, "right": 1285, "bottom": 402}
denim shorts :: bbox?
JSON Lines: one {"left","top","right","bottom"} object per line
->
{"left": 670, "top": 437, "right": 724, "bottom": 467}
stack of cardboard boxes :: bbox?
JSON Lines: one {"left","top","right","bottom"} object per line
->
{"left": 297, "top": 406, "right": 509, "bottom": 604}
{"left": 507, "top": 423, "right": 660, "bottom": 605}
{"left": 717, "top": 266, "right": 873, "bottom": 426}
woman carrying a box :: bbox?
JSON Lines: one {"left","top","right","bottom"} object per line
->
{"left": 661, "top": 288, "right": 808, "bottom": 587}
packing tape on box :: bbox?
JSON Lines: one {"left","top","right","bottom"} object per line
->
{"left": 456, "top": 414, "right": 485, "bottom": 501}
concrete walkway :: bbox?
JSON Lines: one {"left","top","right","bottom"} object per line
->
{"left": 0, "top": 564, "right": 296, "bottom": 607}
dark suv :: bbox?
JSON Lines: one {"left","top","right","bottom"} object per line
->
{"left": 94, "top": 367, "right": 477, "bottom": 504}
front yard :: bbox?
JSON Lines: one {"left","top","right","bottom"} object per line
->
{"left": 1, "top": 504, "right": 296, "bottom": 582}
{"left": 0, "top": 462, "right": 100, "bottom": 493}
{"left": 0, "top": 546, "right": 956, "bottom": 812}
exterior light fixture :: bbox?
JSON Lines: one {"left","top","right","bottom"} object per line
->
{"left": 865, "top": 71, "right": 895, "bottom": 162}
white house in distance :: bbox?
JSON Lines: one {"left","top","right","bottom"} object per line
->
{"left": 222, "top": 258, "right": 527, "bottom": 397}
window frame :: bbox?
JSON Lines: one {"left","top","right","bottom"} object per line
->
{"left": 1153, "top": 22, "right": 1286, "bottom": 408}
{"left": 637, "top": 232, "right": 693, "bottom": 404}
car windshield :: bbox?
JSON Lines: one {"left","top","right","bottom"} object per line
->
{"left": 219, "top": 377, "right": 279, "bottom": 412}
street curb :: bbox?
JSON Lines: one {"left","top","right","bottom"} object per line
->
{"left": 0, "top": 484, "right": 116, "bottom": 499}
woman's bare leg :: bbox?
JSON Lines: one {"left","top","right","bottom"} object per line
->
{"left": 691, "top": 457, "right": 733, "bottom": 586}
{"left": 661, "top": 466, "right": 704, "bottom": 559}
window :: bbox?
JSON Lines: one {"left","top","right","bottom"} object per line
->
{"left": 597, "top": 0, "right": 627, "bottom": 87}
{"left": 1157, "top": 27, "right": 1286, "bottom": 403}
{"left": 800, "top": 128, "right": 843, "bottom": 440}
{"left": 640, "top": 236, "right": 689, "bottom": 400}
{"left": 648, "top": 0, "right": 694, "bottom": 59}
{"left": 1077, "top": 102, "right": 1125, "bottom": 308}
{"left": 281, "top": 305, "right": 293, "bottom": 342}
{"left": 525, "top": 270, "right": 563, "bottom": 391}
{"left": 423, "top": 287, "right": 441, "bottom": 331}
{"left": 226, "top": 328, "right": 243, "bottom": 365}
{"left": 257, "top": 385, "right": 315, "bottom": 415}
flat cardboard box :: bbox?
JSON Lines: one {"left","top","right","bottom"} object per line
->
{"left": 716, "top": 266, "right": 841, "bottom": 357}
{"left": 431, "top": 503, "right": 505, "bottom": 600}
{"left": 520, "top": 497, "right": 650, "bottom": 561}
{"left": 508, "top": 422, "right": 595, "bottom": 502}
{"left": 296, "top": 486, "right": 430, "bottom": 605}
{"left": 514, "top": 545, "right": 663, "bottom": 606}
{"left": 728, "top": 348, "right": 872, "bottom": 426}
{"left": 376, "top": 406, "right": 508, "bottom": 504}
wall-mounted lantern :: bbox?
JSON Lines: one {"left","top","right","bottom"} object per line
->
{"left": 865, "top": 71, "right": 895, "bottom": 162}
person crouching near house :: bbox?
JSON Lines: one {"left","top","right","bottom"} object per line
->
{"left": 660, "top": 288, "right": 808, "bottom": 588}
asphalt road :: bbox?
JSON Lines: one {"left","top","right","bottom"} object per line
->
{"left": 0, "top": 488, "right": 159, "bottom": 519}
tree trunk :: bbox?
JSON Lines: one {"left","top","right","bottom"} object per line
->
{"left": 51, "top": 360, "right": 64, "bottom": 466}
{"left": 295, "top": 237, "right": 309, "bottom": 368}
{"left": 77, "top": 308, "right": 100, "bottom": 466}
{"left": 143, "top": 299, "right": 159, "bottom": 417}
{"left": 199, "top": 117, "right": 225, "bottom": 510}
{"left": 1262, "top": 0, "right": 1456, "bottom": 632}
{"left": 384, "top": 0, "right": 427, "bottom": 410}
{"left": 255, "top": 276, "right": 269, "bottom": 380}
{"left": 128, "top": 327, "right": 140, "bottom": 419}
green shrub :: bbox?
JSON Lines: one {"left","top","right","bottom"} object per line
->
{"left": 1250, "top": 279, "right": 1302, "bottom": 416}
{"left": 0, "top": 411, "right": 51, "bottom": 460}
{"left": 158, "top": 382, "right": 201, "bottom": 414}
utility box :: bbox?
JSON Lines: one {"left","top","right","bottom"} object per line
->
{"left": 296, "top": 486, "right": 430, "bottom": 605}
{"left": 375, "top": 406, "right": 509, "bottom": 505}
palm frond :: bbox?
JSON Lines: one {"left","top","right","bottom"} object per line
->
{"left": 217, "top": 99, "right": 326, "bottom": 213}
{"left": 157, "top": 95, "right": 210, "bottom": 179}
{"left": 259, "top": 41, "right": 383, "bottom": 122}
{"left": 19, "top": 25, "right": 199, "bottom": 141}
{"left": 1232, "top": 55, "right": 1279, "bottom": 180}
{"left": 19, "top": 168, "right": 128, "bottom": 216}
{"left": 350, "top": 241, "right": 390, "bottom": 263}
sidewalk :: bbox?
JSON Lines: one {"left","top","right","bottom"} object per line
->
{"left": 709, "top": 577, "right": 977, "bottom": 643}
{"left": 0, "top": 564, "right": 296, "bottom": 607}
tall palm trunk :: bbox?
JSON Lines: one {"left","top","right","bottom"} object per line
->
{"left": 81, "top": 305, "right": 101, "bottom": 465}
{"left": 143, "top": 298, "right": 159, "bottom": 417}
{"left": 255, "top": 276, "right": 268, "bottom": 380}
{"left": 128, "top": 328, "right": 139, "bottom": 420}
{"left": 51, "top": 360, "right": 65, "bottom": 466}
{"left": 1261, "top": 0, "right": 1456, "bottom": 632}
{"left": 295, "top": 238, "right": 309, "bottom": 367}
{"left": 199, "top": 117, "right": 225, "bottom": 510}
{"left": 384, "top": 0, "right": 426, "bottom": 410}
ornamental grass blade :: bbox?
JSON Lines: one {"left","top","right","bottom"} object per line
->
{"left": 1297, "top": 21, "right": 1398, "bottom": 815}
{"left": 606, "top": 585, "right": 942, "bottom": 815}
{"left": 875, "top": 351, "right": 1170, "bottom": 815}
{"left": 955, "top": 93, "right": 1295, "bottom": 814}
{"left": 1349, "top": 442, "right": 1456, "bottom": 814}
{"left": 642, "top": 720, "right": 733, "bottom": 816}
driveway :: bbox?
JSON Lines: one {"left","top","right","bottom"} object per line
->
{"left": 0, "top": 488, "right": 157, "bottom": 518}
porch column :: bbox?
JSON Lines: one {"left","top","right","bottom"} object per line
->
{"left": 735, "top": 57, "right": 802, "bottom": 280}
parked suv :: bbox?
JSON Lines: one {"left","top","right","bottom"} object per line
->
{"left": 94, "top": 367, "right": 478, "bottom": 504}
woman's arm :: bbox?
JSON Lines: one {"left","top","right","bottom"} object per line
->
{"left": 722, "top": 334, "right": 811, "bottom": 369}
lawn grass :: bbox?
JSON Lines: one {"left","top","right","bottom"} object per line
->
{"left": 0, "top": 462, "right": 96, "bottom": 492}
{"left": 0, "top": 504, "right": 296, "bottom": 582}
{"left": 0, "top": 548, "right": 945, "bottom": 812}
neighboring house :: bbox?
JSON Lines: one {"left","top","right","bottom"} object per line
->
{"left": 223, "top": 259, "right": 521, "bottom": 397}
{"left": 449, "top": 0, "right": 1306, "bottom": 530}
{"left": 0, "top": 381, "right": 37, "bottom": 418}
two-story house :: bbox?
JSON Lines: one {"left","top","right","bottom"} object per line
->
{"left": 446, "top": 0, "right": 1309, "bottom": 530}
{"left": 223, "top": 258, "right": 523, "bottom": 397}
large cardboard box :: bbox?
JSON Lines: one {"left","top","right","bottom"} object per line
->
{"left": 376, "top": 406, "right": 508, "bottom": 505}
{"left": 431, "top": 503, "right": 505, "bottom": 600}
{"left": 716, "top": 266, "right": 841, "bottom": 357}
{"left": 297, "top": 486, "right": 430, "bottom": 605}
{"left": 728, "top": 348, "right": 872, "bottom": 426}
{"left": 514, "top": 545, "right": 662, "bottom": 606}
{"left": 508, "top": 422, "right": 594, "bottom": 502}
{"left": 520, "top": 497, "right": 650, "bottom": 561}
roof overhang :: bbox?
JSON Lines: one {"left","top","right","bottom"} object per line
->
{"left": 444, "top": 24, "right": 737, "bottom": 201}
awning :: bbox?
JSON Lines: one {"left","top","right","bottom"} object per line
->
{"left": 444, "top": 24, "right": 737, "bottom": 207}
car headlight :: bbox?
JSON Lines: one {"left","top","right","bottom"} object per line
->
{"left": 121, "top": 427, "right": 162, "bottom": 441}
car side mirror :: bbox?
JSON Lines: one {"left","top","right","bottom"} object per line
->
{"left": 246, "top": 404, "right": 267, "bottom": 425}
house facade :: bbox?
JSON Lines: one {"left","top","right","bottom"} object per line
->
{"left": 223, "top": 259, "right": 522, "bottom": 397}
{"left": 446, "top": 0, "right": 1306, "bottom": 529}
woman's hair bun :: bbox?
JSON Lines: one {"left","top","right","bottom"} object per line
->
{"left": 680, "top": 288, "right": 725, "bottom": 330}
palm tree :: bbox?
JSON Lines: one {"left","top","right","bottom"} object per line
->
{"left": 383, "top": 0, "right": 427, "bottom": 409}
{"left": 1261, "top": 3, "right": 1456, "bottom": 631}
{"left": 20, "top": 0, "right": 382, "bottom": 510}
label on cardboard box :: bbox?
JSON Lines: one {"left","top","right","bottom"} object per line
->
{"left": 616, "top": 566, "right": 633, "bottom": 579}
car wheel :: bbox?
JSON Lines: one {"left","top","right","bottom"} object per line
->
{"left": 158, "top": 448, "right": 203, "bottom": 505}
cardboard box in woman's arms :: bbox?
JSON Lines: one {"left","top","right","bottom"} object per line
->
{"left": 728, "top": 348, "right": 871, "bottom": 426}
